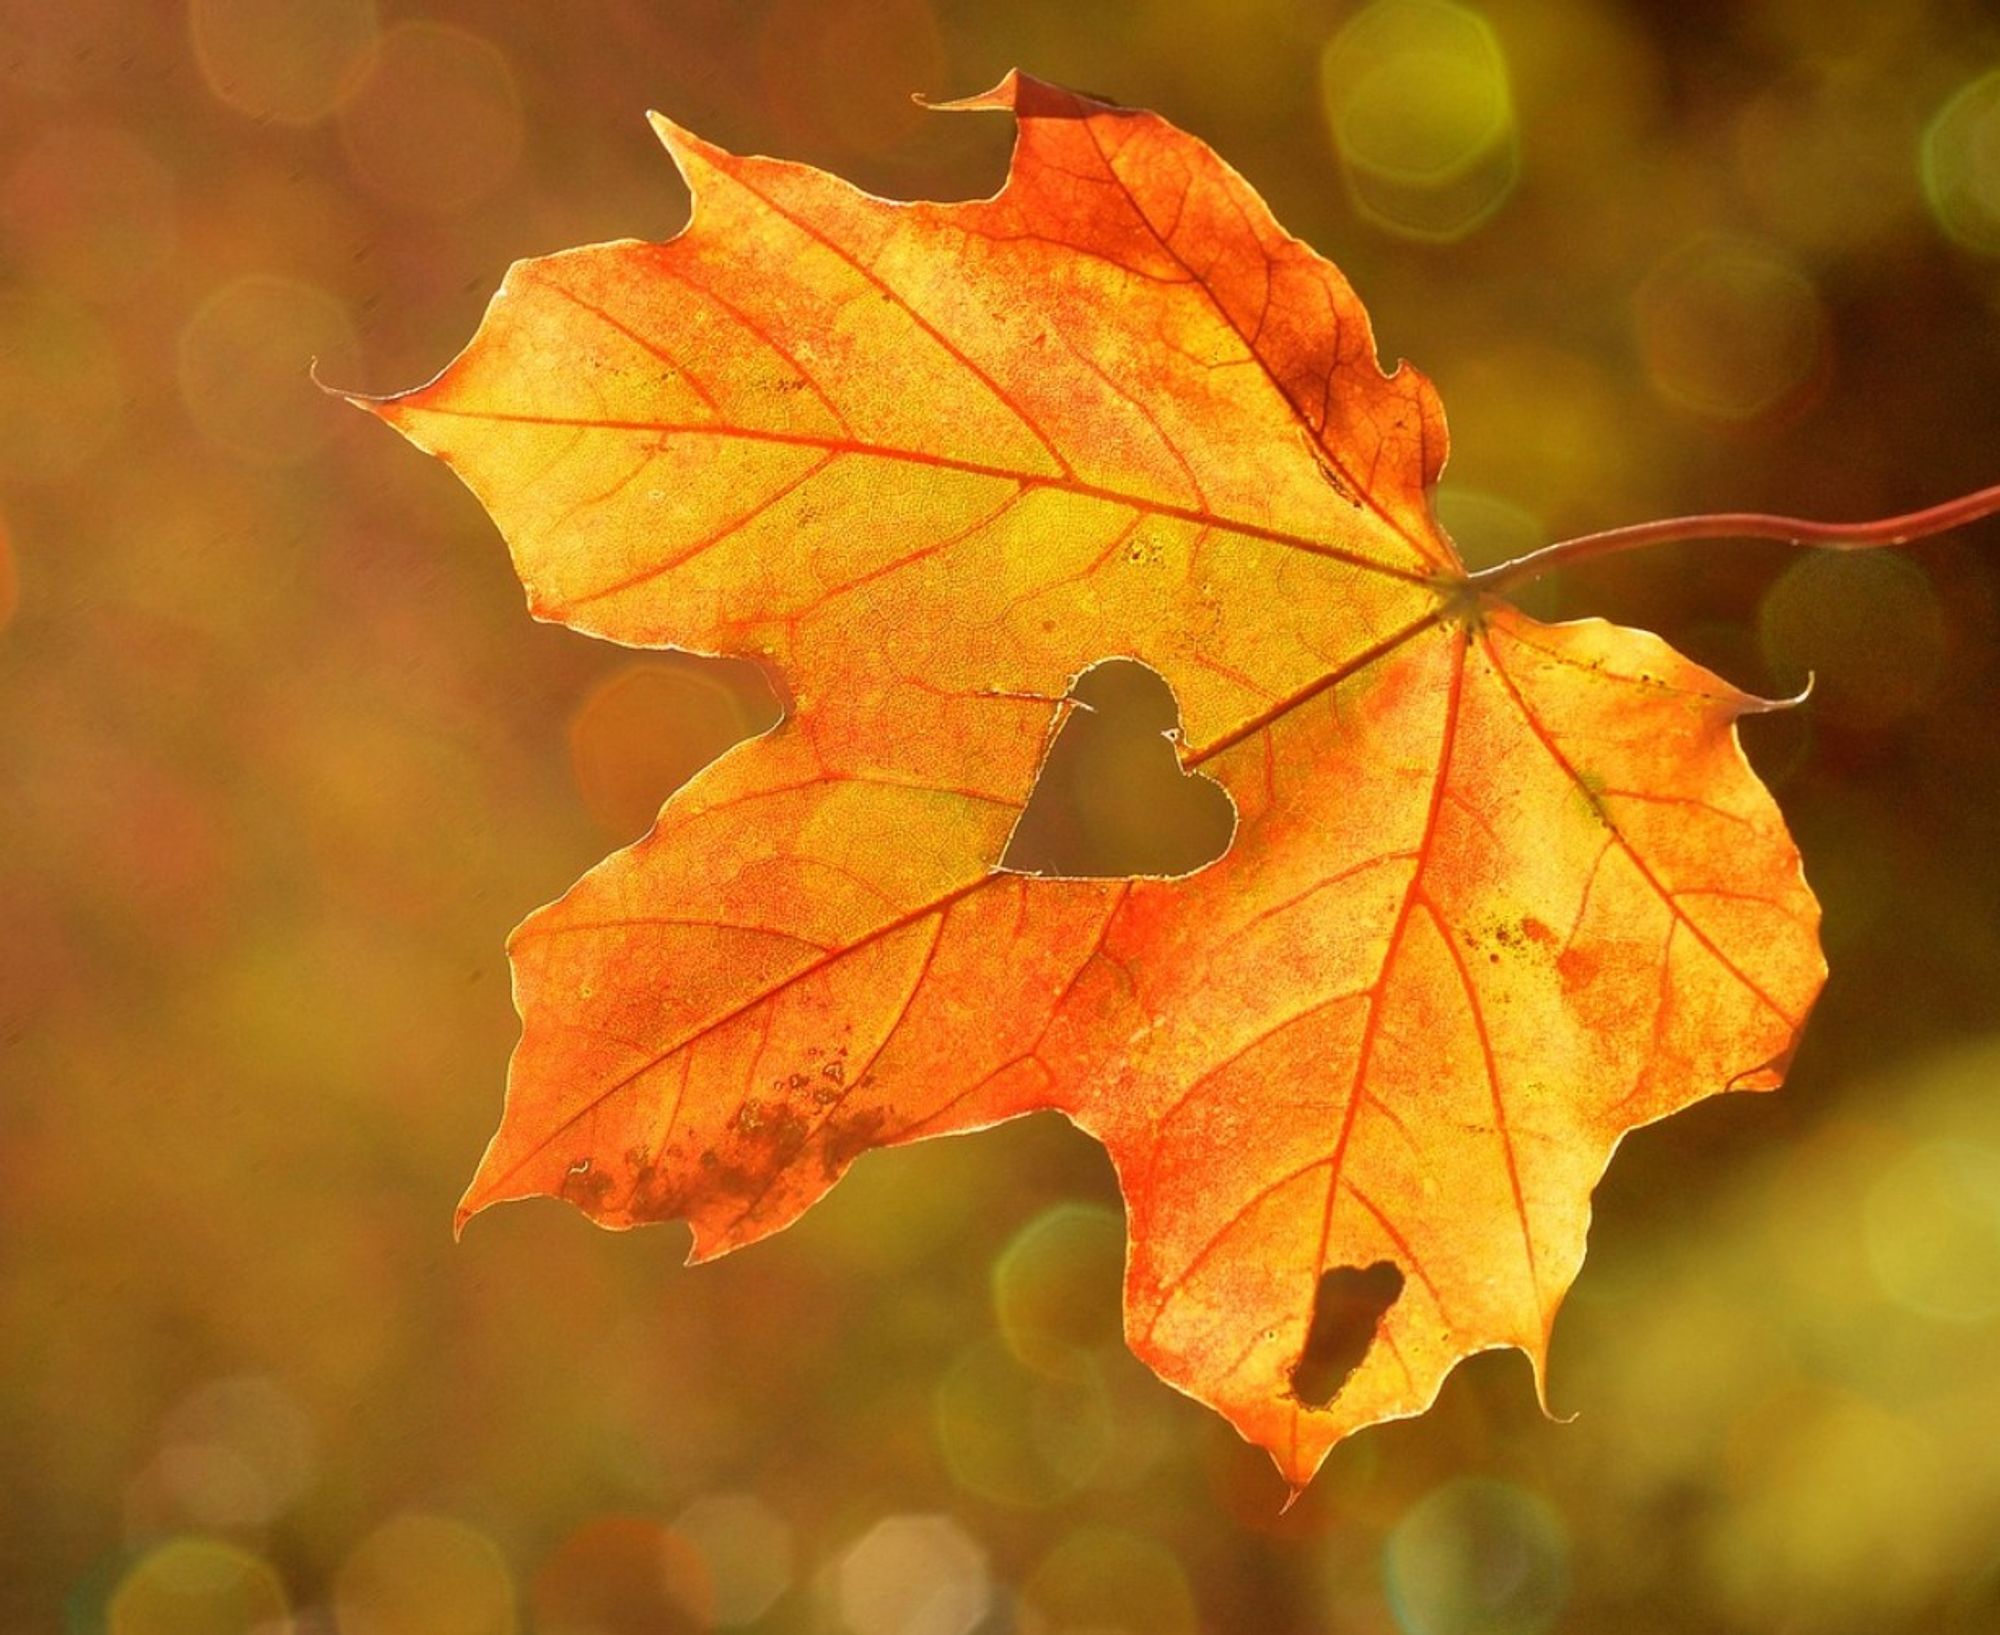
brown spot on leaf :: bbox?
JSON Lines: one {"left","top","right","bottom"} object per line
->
{"left": 1558, "top": 944, "right": 1600, "bottom": 990}
{"left": 820, "top": 1107, "right": 891, "bottom": 1179}
{"left": 628, "top": 1162, "right": 693, "bottom": 1222}
{"left": 560, "top": 1159, "right": 615, "bottom": 1210}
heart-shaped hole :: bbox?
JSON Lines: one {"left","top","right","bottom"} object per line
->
{"left": 1001, "top": 658, "right": 1235, "bottom": 880}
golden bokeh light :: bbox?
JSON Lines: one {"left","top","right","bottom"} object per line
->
{"left": 1635, "top": 235, "right": 1827, "bottom": 421}
{"left": 188, "top": 0, "right": 379, "bottom": 126}
{"left": 2, "top": 124, "right": 176, "bottom": 304}
{"left": 671, "top": 1493, "right": 793, "bottom": 1626}
{"left": 337, "top": 22, "right": 524, "bottom": 213}
{"left": 334, "top": 1513, "right": 516, "bottom": 1635}
{"left": 1707, "top": 1388, "right": 1952, "bottom": 1630}
{"left": 1865, "top": 1139, "right": 2000, "bottom": 1322}
{"left": 836, "top": 1515, "right": 990, "bottom": 1635}
{"left": 566, "top": 658, "right": 775, "bottom": 842}
{"left": 153, "top": 1375, "right": 315, "bottom": 1531}
{"left": 176, "top": 274, "right": 361, "bottom": 465}
{"left": 1757, "top": 551, "right": 1948, "bottom": 731}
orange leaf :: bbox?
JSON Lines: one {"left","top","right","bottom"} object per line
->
{"left": 358, "top": 73, "right": 1823, "bottom": 1491}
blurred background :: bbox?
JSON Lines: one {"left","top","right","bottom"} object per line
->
{"left": 5, "top": 0, "right": 2000, "bottom": 1630}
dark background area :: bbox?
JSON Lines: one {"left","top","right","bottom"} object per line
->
{"left": 5, "top": 1, "right": 2000, "bottom": 1631}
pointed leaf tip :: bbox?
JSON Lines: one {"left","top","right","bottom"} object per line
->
{"left": 919, "top": 69, "right": 1128, "bottom": 120}
{"left": 915, "top": 67, "right": 1022, "bottom": 114}
{"left": 307, "top": 355, "right": 385, "bottom": 417}
{"left": 644, "top": 108, "right": 716, "bottom": 201}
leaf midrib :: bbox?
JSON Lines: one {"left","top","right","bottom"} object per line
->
{"left": 402, "top": 403, "right": 1444, "bottom": 590}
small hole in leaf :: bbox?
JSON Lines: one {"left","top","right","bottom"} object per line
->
{"left": 1291, "top": 1260, "right": 1404, "bottom": 1408}
{"left": 1001, "top": 658, "right": 1234, "bottom": 880}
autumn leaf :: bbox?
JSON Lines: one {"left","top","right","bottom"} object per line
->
{"left": 356, "top": 73, "right": 1826, "bottom": 1491}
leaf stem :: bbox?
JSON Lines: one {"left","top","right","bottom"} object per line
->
{"left": 1466, "top": 481, "right": 2000, "bottom": 594}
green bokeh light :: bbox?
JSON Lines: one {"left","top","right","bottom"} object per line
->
{"left": 109, "top": 1539, "right": 290, "bottom": 1635}
{"left": 1383, "top": 1478, "right": 1569, "bottom": 1635}
{"left": 933, "top": 1335, "right": 1112, "bottom": 1506}
{"left": 990, "top": 1201, "right": 1126, "bottom": 1375}
{"left": 1320, "top": 0, "right": 1518, "bottom": 241}
{"left": 1865, "top": 1139, "right": 2000, "bottom": 1323}
{"left": 1922, "top": 68, "right": 2000, "bottom": 255}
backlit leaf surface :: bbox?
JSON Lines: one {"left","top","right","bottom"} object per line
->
{"left": 363, "top": 74, "right": 1823, "bottom": 1489}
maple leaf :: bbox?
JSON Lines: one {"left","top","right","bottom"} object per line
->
{"left": 356, "top": 74, "right": 1828, "bottom": 1490}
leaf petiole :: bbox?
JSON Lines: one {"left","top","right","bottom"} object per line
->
{"left": 1466, "top": 480, "right": 2000, "bottom": 594}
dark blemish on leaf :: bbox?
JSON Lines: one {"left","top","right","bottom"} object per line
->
{"left": 711, "top": 1158, "right": 761, "bottom": 1198}
{"left": 762, "top": 1108, "right": 811, "bottom": 1160}
{"left": 1309, "top": 443, "right": 1361, "bottom": 507}
{"left": 559, "top": 1158, "right": 615, "bottom": 1210}
{"left": 628, "top": 1162, "right": 693, "bottom": 1222}
{"left": 1557, "top": 945, "right": 1600, "bottom": 989}
{"left": 1470, "top": 916, "right": 1559, "bottom": 969}
{"left": 821, "top": 1108, "right": 891, "bottom": 1179}
{"left": 822, "top": 1059, "right": 845, "bottom": 1086}
{"left": 722, "top": 1098, "right": 815, "bottom": 1188}
{"left": 699, "top": 1148, "right": 719, "bottom": 1169}
{"left": 1290, "top": 1261, "right": 1404, "bottom": 1409}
